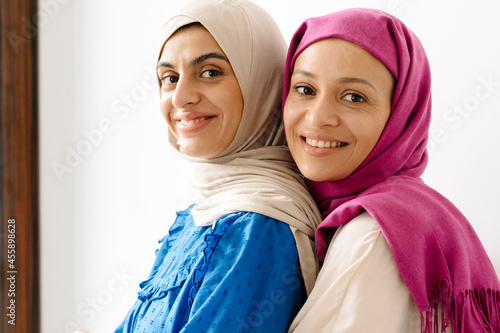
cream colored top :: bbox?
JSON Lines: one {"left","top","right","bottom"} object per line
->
{"left": 288, "top": 212, "right": 452, "bottom": 333}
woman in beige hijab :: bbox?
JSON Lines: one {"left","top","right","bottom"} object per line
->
{"left": 109, "top": 0, "right": 321, "bottom": 332}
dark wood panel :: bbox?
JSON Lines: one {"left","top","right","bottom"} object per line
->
{"left": 1, "top": 0, "right": 40, "bottom": 331}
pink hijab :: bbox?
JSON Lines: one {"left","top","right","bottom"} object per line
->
{"left": 283, "top": 8, "right": 500, "bottom": 333}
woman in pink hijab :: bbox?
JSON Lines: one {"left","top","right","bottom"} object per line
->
{"left": 283, "top": 8, "right": 500, "bottom": 333}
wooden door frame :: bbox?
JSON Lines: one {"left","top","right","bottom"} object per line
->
{"left": 1, "top": 0, "right": 40, "bottom": 331}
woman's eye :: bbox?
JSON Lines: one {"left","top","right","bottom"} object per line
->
{"left": 201, "top": 69, "right": 222, "bottom": 78}
{"left": 161, "top": 75, "right": 179, "bottom": 85}
{"left": 296, "top": 86, "right": 314, "bottom": 95}
{"left": 343, "top": 93, "right": 365, "bottom": 103}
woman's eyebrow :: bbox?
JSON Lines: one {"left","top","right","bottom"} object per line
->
{"left": 336, "top": 77, "right": 377, "bottom": 92}
{"left": 156, "top": 52, "right": 229, "bottom": 71}
{"left": 291, "top": 69, "right": 316, "bottom": 79}
{"left": 190, "top": 52, "right": 229, "bottom": 67}
{"left": 156, "top": 60, "right": 174, "bottom": 70}
{"left": 291, "top": 70, "right": 378, "bottom": 92}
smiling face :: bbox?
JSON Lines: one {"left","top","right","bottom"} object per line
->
{"left": 284, "top": 38, "right": 394, "bottom": 182}
{"left": 157, "top": 24, "right": 243, "bottom": 158}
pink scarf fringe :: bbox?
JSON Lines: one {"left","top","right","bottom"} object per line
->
{"left": 422, "top": 281, "right": 500, "bottom": 333}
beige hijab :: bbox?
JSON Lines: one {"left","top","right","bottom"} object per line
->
{"left": 158, "top": 0, "right": 321, "bottom": 294}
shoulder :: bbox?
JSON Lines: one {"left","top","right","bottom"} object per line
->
{"left": 329, "top": 211, "right": 382, "bottom": 250}
{"left": 218, "top": 211, "right": 294, "bottom": 238}
{"left": 213, "top": 211, "right": 298, "bottom": 260}
{"left": 291, "top": 211, "right": 420, "bottom": 332}
{"left": 322, "top": 211, "right": 393, "bottom": 274}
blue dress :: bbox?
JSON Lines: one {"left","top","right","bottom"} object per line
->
{"left": 115, "top": 205, "right": 306, "bottom": 333}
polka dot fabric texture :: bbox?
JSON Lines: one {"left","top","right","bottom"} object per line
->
{"left": 115, "top": 205, "right": 305, "bottom": 332}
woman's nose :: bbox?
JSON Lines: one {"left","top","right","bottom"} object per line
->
{"left": 305, "top": 96, "right": 341, "bottom": 127}
{"left": 171, "top": 76, "right": 201, "bottom": 109}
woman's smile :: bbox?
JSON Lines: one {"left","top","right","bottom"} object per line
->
{"left": 304, "top": 137, "right": 347, "bottom": 149}
{"left": 299, "top": 132, "right": 349, "bottom": 157}
{"left": 174, "top": 113, "right": 217, "bottom": 133}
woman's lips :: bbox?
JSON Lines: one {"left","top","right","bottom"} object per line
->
{"left": 299, "top": 135, "right": 348, "bottom": 156}
{"left": 304, "top": 136, "right": 347, "bottom": 148}
{"left": 178, "top": 116, "right": 209, "bottom": 127}
{"left": 176, "top": 115, "right": 215, "bottom": 133}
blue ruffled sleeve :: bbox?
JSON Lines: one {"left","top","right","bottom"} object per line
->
{"left": 115, "top": 209, "right": 306, "bottom": 333}
{"left": 181, "top": 213, "right": 305, "bottom": 333}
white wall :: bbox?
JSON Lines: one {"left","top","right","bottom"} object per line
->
{"left": 39, "top": 0, "right": 500, "bottom": 331}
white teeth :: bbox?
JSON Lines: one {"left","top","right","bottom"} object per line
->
{"left": 179, "top": 117, "right": 207, "bottom": 126}
{"left": 305, "top": 137, "right": 346, "bottom": 148}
